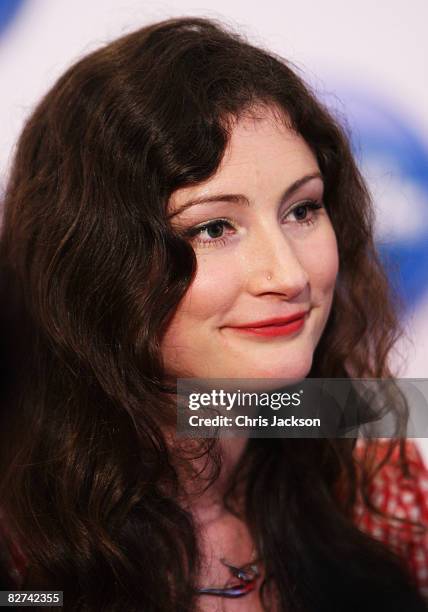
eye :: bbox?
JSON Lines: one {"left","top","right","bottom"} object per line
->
{"left": 284, "top": 200, "right": 324, "bottom": 226}
{"left": 182, "top": 218, "right": 236, "bottom": 248}
{"left": 293, "top": 205, "right": 310, "bottom": 221}
{"left": 202, "top": 221, "right": 228, "bottom": 239}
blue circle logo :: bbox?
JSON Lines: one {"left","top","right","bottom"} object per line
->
{"left": 0, "top": 0, "right": 25, "bottom": 37}
{"left": 323, "top": 86, "right": 428, "bottom": 309}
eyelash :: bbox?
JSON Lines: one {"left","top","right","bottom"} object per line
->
{"left": 183, "top": 200, "right": 324, "bottom": 249}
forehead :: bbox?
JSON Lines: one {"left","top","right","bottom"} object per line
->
{"left": 168, "top": 105, "right": 320, "bottom": 210}
{"left": 223, "top": 107, "right": 317, "bottom": 170}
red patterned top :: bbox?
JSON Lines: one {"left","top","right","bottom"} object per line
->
{"left": 1, "top": 441, "right": 428, "bottom": 599}
{"left": 353, "top": 440, "right": 428, "bottom": 600}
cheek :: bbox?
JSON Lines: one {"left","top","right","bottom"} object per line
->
{"left": 182, "top": 253, "right": 242, "bottom": 320}
{"left": 162, "top": 255, "right": 242, "bottom": 342}
{"left": 298, "top": 224, "right": 339, "bottom": 294}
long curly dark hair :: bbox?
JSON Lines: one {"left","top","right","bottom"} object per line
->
{"left": 0, "top": 16, "right": 426, "bottom": 612}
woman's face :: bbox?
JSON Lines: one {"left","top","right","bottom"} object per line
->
{"left": 161, "top": 106, "right": 338, "bottom": 385}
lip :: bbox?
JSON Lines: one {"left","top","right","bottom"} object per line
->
{"left": 231, "top": 312, "right": 308, "bottom": 328}
{"left": 227, "top": 311, "right": 308, "bottom": 337}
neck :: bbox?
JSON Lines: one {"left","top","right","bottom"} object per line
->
{"left": 177, "top": 436, "right": 249, "bottom": 523}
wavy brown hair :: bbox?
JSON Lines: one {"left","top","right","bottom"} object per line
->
{"left": 0, "top": 16, "right": 426, "bottom": 612}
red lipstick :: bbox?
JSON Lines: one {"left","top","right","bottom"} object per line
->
{"left": 229, "top": 312, "right": 308, "bottom": 337}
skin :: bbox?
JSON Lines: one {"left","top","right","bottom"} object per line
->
{"left": 161, "top": 105, "right": 339, "bottom": 610}
{"left": 162, "top": 105, "right": 339, "bottom": 386}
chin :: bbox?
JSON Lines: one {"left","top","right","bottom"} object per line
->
{"left": 217, "top": 354, "right": 313, "bottom": 389}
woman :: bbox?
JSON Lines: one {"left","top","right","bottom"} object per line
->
{"left": 0, "top": 15, "right": 427, "bottom": 612}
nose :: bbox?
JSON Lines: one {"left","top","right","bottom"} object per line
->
{"left": 243, "top": 223, "right": 309, "bottom": 298}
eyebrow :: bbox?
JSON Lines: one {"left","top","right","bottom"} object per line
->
{"left": 168, "top": 172, "right": 323, "bottom": 219}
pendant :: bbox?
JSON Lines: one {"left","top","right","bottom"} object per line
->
{"left": 195, "top": 558, "right": 260, "bottom": 598}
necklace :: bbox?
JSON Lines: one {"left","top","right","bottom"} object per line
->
{"left": 195, "top": 557, "right": 261, "bottom": 598}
